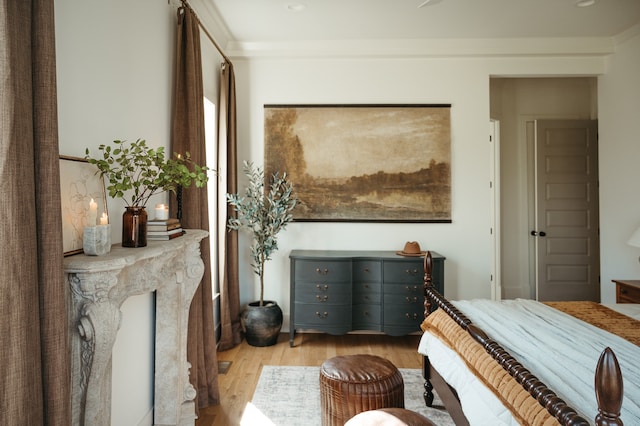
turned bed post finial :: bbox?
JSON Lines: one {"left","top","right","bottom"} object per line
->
{"left": 595, "top": 347, "right": 624, "bottom": 426}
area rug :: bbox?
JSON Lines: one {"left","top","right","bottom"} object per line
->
{"left": 243, "top": 365, "right": 454, "bottom": 426}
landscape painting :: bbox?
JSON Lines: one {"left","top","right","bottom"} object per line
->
{"left": 264, "top": 104, "right": 451, "bottom": 222}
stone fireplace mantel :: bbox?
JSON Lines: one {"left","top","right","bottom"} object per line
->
{"left": 64, "top": 229, "right": 208, "bottom": 426}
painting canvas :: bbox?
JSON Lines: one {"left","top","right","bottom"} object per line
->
{"left": 264, "top": 104, "right": 451, "bottom": 222}
{"left": 59, "top": 156, "right": 108, "bottom": 255}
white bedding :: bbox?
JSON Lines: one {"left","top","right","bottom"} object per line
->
{"left": 418, "top": 300, "right": 640, "bottom": 425}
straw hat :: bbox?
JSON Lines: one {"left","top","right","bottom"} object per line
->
{"left": 396, "top": 241, "right": 426, "bottom": 257}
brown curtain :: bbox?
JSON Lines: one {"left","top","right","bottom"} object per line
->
{"left": 171, "top": 5, "right": 220, "bottom": 410}
{"left": 1, "top": 0, "right": 71, "bottom": 425}
{"left": 216, "top": 62, "right": 242, "bottom": 351}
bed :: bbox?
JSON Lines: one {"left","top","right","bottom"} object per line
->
{"left": 418, "top": 251, "right": 640, "bottom": 426}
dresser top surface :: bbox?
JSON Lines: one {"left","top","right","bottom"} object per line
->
{"left": 289, "top": 249, "right": 444, "bottom": 260}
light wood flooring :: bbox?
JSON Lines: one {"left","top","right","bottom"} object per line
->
{"left": 196, "top": 332, "right": 423, "bottom": 426}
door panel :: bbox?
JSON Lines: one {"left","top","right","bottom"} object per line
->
{"left": 535, "top": 120, "right": 599, "bottom": 301}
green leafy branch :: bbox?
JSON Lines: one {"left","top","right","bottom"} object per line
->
{"left": 85, "top": 139, "right": 210, "bottom": 207}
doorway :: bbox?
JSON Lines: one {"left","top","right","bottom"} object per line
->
{"left": 490, "top": 77, "right": 600, "bottom": 301}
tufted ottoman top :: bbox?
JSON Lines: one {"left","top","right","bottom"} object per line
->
{"left": 320, "top": 354, "right": 400, "bottom": 383}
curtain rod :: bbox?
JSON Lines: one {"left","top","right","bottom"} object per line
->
{"left": 178, "top": 0, "right": 231, "bottom": 64}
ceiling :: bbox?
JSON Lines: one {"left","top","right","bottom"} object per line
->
{"left": 207, "top": 0, "right": 640, "bottom": 45}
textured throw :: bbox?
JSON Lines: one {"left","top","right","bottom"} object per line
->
{"left": 246, "top": 366, "right": 454, "bottom": 426}
{"left": 545, "top": 301, "right": 640, "bottom": 346}
{"left": 421, "top": 309, "right": 559, "bottom": 426}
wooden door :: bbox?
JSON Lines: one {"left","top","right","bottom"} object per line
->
{"left": 534, "top": 119, "right": 600, "bottom": 301}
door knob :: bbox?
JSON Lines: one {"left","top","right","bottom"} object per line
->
{"left": 539, "top": 231, "right": 546, "bottom": 237}
{"left": 531, "top": 230, "right": 537, "bottom": 236}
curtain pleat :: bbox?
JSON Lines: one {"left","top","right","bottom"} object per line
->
{"left": 171, "top": 5, "right": 220, "bottom": 410}
{"left": 1, "top": 0, "right": 70, "bottom": 424}
{"left": 217, "top": 62, "right": 242, "bottom": 351}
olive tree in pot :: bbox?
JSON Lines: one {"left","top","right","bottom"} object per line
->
{"left": 227, "top": 161, "right": 298, "bottom": 347}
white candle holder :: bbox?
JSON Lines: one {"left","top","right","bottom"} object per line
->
{"left": 83, "top": 224, "right": 112, "bottom": 256}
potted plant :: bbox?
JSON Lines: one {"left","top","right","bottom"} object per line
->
{"left": 227, "top": 161, "right": 298, "bottom": 346}
{"left": 86, "top": 138, "right": 209, "bottom": 247}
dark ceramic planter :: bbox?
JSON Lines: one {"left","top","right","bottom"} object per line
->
{"left": 241, "top": 300, "right": 283, "bottom": 347}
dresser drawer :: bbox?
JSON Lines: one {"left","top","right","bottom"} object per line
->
{"left": 383, "top": 261, "right": 423, "bottom": 284}
{"left": 384, "top": 293, "right": 423, "bottom": 306}
{"left": 352, "top": 304, "right": 382, "bottom": 330}
{"left": 353, "top": 290, "right": 381, "bottom": 304}
{"left": 353, "top": 280, "right": 382, "bottom": 294}
{"left": 294, "top": 281, "right": 350, "bottom": 303}
{"left": 617, "top": 282, "right": 640, "bottom": 303}
{"left": 383, "top": 282, "right": 423, "bottom": 295}
{"left": 294, "top": 260, "right": 351, "bottom": 282}
{"left": 294, "top": 303, "right": 351, "bottom": 331}
{"left": 353, "top": 260, "right": 382, "bottom": 282}
{"left": 383, "top": 304, "right": 423, "bottom": 336}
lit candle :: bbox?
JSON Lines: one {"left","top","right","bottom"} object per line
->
{"left": 88, "top": 198, "right": 98, "bottom": 226}
{"left": 155, "top": 203, "right": 169, "bottom": 220}
{"left": 100, "top": 212, "right": 109, "bottom": 225}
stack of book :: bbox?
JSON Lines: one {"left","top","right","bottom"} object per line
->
{"left": 147, "top": 218, "right": 184, "bottom": 240}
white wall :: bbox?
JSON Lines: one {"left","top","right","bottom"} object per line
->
{"left": 55, "top": 0, "right": 175, "bottom": 424}
{"left": 231, "top": 54, "right": 609, "bottom": 324}
{"left": 599, "top": 31, "right": 640, "bottom": 302}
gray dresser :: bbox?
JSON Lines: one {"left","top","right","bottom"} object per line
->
{"left": 289, "top": 250, "right": 445, "bottom": 346}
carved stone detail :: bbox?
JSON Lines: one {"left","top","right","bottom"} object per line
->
{"left": 65, "top": 229, "right": 208, "bottom": 426}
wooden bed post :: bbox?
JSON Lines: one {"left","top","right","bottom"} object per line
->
{"left": 595, "top": 347, "right": 623, "bottom": 426}
{"left": 423, "top": 251, "right": 433, "bottom": 318}
{"left": 422, "top": 251, "right": 434, "bottom": 407}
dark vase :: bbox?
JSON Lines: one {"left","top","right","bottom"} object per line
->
{"left": 122, "top": 206, "right": 147, "bottom": 247}
{"left": 241, "top": 301, "right": 283, "bottom": 347}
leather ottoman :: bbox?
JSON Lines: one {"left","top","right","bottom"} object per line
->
{"left": 319, "top": 354, "right": 404, "bottom": 426}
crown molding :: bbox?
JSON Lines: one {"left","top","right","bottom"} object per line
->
{"left": 223, "top": 37, "right": 615, "bottom": 60}
{"left": 614, "top": 21, "right": 640, "bottom": 46}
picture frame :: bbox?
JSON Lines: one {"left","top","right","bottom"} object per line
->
{"left": 264, "top": 104, "right": 452, "bottom": 222}
{"left": 59, "top": 155, "right": 108, "bottom": 256}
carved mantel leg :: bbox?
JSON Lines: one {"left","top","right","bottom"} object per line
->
{"left": 154, "top": 240, "right": 204, "bottom": 426}
{"left": 69, "top": 271, "right": 122, "bottom": 426}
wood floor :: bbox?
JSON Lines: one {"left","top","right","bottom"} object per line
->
{"left": 196, "top": 332, "right": 423, "bottom": 426}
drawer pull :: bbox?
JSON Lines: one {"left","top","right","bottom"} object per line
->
{"left": 620, "top": 288, "right": 628, "bottom": 294}
{"left": 315, "top": 311, "right": 329, "bottom": 318}
{"left": 316, "top": 268, "right": 329, "bottom": 275}
{"left": 316, "top": 284, "right": 329, "bottom": 291}
{"left": 405, "top": 313, "right": 419, "bottom": 320}
{"left": 405, "top": 296, "right": 419, "bottom": 303}
{"left": 405, "top": 285, "right": 419, "bottom": 292}
{"left": 316, "top": 295, "right": 328, "bottom": 302}
{"left": 364, "top": 268, "right": 370, "bottom": 273}
{"left": 405, "top": 268, "right": 419, "bottom": 276}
